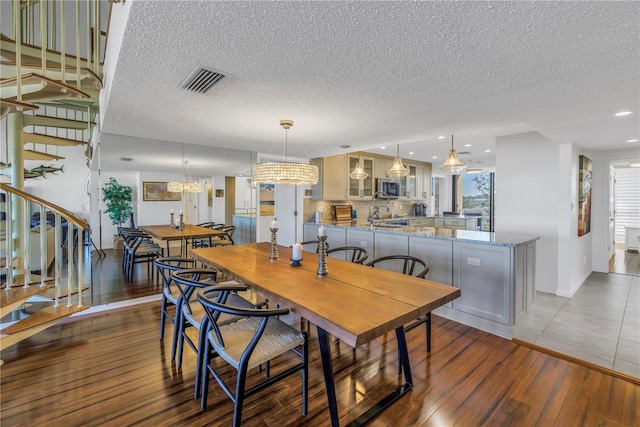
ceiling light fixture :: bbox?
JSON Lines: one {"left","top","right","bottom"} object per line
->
{"left": 168, "top": 160, "right": 203, "bottom": 193}
{"left": 349, "top": 160, "right": 368, "bottom": 180}
{"left": 626, "top": 139, "right": 639, "bottom": 143}
{"left": 439, "top": 135, "right": 467, "bottom": 174}
{"left": 386, "top": 144, "right": 409, "bottom": 178}
{"left": 437, "top": 136, "right": 445, "bottom": 140}
{"left": 630, "top": 162, "right": 640, "bottom": 167}
{"left": 253, "top": 120, "right": 319, "bottom": 186}
{"left": 466, "top": 168, "right": 483, "bottom": 174}
{"left": 615, "top": 111, "right": 633, "bottom": 117}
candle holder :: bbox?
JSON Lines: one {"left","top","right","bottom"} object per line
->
{"left": 270, "top": 227, "right": 279, "bottom": 259}
{"left": 290, "top": 258, "right": 302, "bottom": 267}
{"left": 170, "top": 213, "right": 175, "bottom": 228}
{"left": 179, "top": 213, "right": 184, "bottom": 230}
{"left": 317, "top": 235, "right": 328, "bottom": 275}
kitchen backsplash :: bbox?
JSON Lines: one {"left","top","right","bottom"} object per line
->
{"left": 304, "top": 198, "right": 433, "bottom": 226}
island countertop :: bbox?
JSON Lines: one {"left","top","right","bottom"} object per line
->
{"left": 305, "top": 221, "right": 539, "bottom": 247}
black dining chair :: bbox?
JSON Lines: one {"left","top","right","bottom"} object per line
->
{"left": 153, "top": 256, "right": 196, "bottom": 352}
{"left": 366, "top": 254, "right": 431, "bottom": 372}
{"left": 299, "top": 240, "right": 329, "bottom": 253}
{"left": 197, "top": 287, "right": 308, "bottom": 425}
{"left": 171, "top": 268, "right": 258, "bottom": 398}
{"left": 326, "top": 245, "right": 368, "bottom": 264}
{"left": 210, "top": 225, "right": 235, "bottom": 247}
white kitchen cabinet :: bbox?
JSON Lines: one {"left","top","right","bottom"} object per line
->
{"left": 345, "top": 228, "right": 375, "bottom": 262}
{"left": 409, "top": 237, "right": 453, "bottom": 286}
{"left": 347, "top": 154, "right": 374, "bottom": 199}
{"left": 433, "top": 217, "right": 478, "bottom": 230}
{"left": 303, "top": 223, "right": 346, "bottom": 249}
{"left": 373, "top": 232, "right": 409, "bottom": 273}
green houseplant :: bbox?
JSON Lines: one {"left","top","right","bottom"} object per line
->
{"left": 102, "top": 178, "right": 132, "bottom": 248}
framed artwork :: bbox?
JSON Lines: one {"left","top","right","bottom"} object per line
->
{"left": 142, "top": 182, "right": 181, "bottom": 201}
{"left": 207, "top": 183, "right": 213, "bottom": 207}
{"left": 215, "top": 189, "right": 224, "bottom": 197}
{"left": 578, "top": 155, "right": 592, "bottom": 236}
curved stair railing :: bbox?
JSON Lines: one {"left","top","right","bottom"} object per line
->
{"left": 1, "top": 183, "right": 89, "bottom": 351}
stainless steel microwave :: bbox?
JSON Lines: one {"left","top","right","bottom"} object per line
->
{"left": 375, "top": 178, "right": 401, "bottom": 198}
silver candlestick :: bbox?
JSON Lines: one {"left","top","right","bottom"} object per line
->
{"left": 170, "top": 213, "right": 175, "bottom": 228}
{"left": 317, "top": 235, "right": 328, "bottom": 275}
{"left": 179, "top": 213, "right": 184, "bottom": 230}
{"left": 270, "top": 228, "right": 279, "bottom": 259}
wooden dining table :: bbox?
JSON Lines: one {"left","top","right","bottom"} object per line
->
{"left": 190, "top": 242, "right": 461, "bottom": 427}
{"left": 139, "top": 224, "right": 226, "bottom": 256}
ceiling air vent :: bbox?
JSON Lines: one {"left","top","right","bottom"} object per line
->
{"left": 179, "top": 66, "right": 225, "bottom": 94}
{"left": 457, "top": 151, "right": 471, "bottom": 155}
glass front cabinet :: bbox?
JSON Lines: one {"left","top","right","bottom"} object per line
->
{"left": 348, "top": 155, "right": 374, "bottom": 198}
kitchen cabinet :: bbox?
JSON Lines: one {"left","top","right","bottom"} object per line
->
{"left": 347, "top": 154, "right": 374, "bottom": 199}
{"left": 373, "top": 232, "right": 409, "bottom": 273}
{"left": 345, "top": 228, "right": 374, "bottom": 262}
{"left": 409, "top": 237, "right": 453, "bottom": 285}
{"left": 434, "top": 217, "right": 477, "bottom": 230}
{"left": 311, "top": 155, "right": 347, "bottom": 200}
{"left": 303, "top": 223, "right": 346, "bottom": 249}
{"left": 399, "top": 163, "right": 418, "bottom": 199}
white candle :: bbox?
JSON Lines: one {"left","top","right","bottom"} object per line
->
{"left": 318, "top": 225, "right": 326, "bottom": 237}
{"left": 270, "top": 219, "right": 278, "bottom": 230}
{"left": 174, "top": 218, "right": 180, "bottom": 227}
{"left": 180, "top": 210, "right": 183, "bottom": 215}
{"left": 292, "top": 243, "right": 302, "bottom": 261}
{"left": 170, "top": 209, "right": 174, "bottom": 214}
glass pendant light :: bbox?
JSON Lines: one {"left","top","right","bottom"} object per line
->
{"left": 386, "top": 144, "right": 409, "bottom": 178}
{"left": 439, "top": 135, "right": 467, "bottom": 174}
{"left": 349, "top": 161, "right": 368, "bottom": 180}
{"left": 253, "top": 120, "right": 319, "bottom": 185}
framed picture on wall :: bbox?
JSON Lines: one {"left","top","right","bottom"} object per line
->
{"left": 142, "top": 182, "right": 181, "bottom": 201}
{"left": 578, "top": 155, "right": 592, "bottom": 236}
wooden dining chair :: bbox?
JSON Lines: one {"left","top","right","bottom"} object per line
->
{"left": 197, "top": 287, "right": 308, "bottom": 425}
{"left": 366, "top": 254, "right": 431, "bottom": 372}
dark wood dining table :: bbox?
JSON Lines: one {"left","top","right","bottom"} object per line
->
{"left": 140, "top": 224, "right": 225, "bottom": 256}
{"left": 190, "top": 242, "right": 461, "bottom": 427}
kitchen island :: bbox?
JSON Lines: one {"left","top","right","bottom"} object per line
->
{"left": 304, "top": 221, "right": 538, "bottom": 338}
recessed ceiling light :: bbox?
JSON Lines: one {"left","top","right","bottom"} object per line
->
{"left": 466, "top": 168, "right": 483, "bottom": 174}
{"left": 432, "top": 156, "right": 438, "bottom": 159}
{"left": 630, "top": 162, "right": 640, "bottom": 167}
{"left": 484, "top": 149, "right": 491, "bottom": 153}
{"left": 464, "top": 144, "right": 471, "bottom": 147}
{"left": 408, "top": 151, "right": 414, "bottom": 155}
{"left": 437, "top": 136, "right": 445, "bottom": 140}
{"left": 380, "top": 146, "right": 386, "bottom": 150}
{"left": 615, "top": 111, "right": 633, "bottom": 117}
{"left": 626, "top": 139, "right": 639, "bottom": 143}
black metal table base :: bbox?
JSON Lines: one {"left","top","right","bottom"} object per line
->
{"left": 317, "top": 326, "right": 413, "bottom": 427}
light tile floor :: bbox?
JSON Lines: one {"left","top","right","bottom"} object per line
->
{"left": 514, "top": 271, "right": 640, "bottom": 379}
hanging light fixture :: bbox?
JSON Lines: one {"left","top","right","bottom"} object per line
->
{"left": 168, "top": 148, "right": 203, "bottom": 193}
{"left": 386, "top": 144, "right": 409, "bottom": 178}
{"left": 439, "top": 135, "right": 467, "bottom": 174}
{"left": 349, "top": 160, "right": 368, "bottom": 180}
{"left": 253, "top": 120, "right": 319, "bottom": 185}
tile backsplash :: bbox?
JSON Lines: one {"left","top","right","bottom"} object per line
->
{"left": 304, "top": 198, "right": 432, "bottom": 225}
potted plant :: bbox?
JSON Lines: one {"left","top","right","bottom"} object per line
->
{"left": 102, "top": 177, "right": 133, "bottom": 249}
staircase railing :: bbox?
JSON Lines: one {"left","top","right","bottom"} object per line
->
{"left": 1, "top": 183, "right": 88, "bottom": 308}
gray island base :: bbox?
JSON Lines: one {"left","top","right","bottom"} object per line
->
{"left": 304, "top": 221, "right": 539, "bottom": 339}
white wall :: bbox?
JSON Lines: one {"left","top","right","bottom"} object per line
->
{"left": 495, "top": 132, "right": 560, "bottom": 294}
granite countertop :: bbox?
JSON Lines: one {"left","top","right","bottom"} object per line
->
{"left": 305, "top": 221, "right": 539, "bottom": 246}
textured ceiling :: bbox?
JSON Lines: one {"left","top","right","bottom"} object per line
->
{"left": 98, "top": 0, "right": 640, "bottom": 176}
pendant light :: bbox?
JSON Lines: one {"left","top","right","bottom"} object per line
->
{"left": 253, "top": 120, "right": 319, "bottom": 185}
{"left": 168, "top": 146, "right": 203, "bottom": 193}
{"left": 349, "top": 161, "right": 368, "bottom": 180}
{"left": 439, "top": 135, "right": 467, "bottom": 174}
{"left": 386, "top": 144, "right": 409, "bottom": 178}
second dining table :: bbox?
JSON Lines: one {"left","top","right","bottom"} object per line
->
{"left": 190, "top": 242, "right": 461, "bottom": 426}
{"left": 140, "top": 224, "right": 226, "bottom": 256}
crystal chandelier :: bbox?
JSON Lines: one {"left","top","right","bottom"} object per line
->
{"left": 439, "top": 135, "right": 467, "bottom": 174}
{"left": 253, "top": 120, "right": 319, "bottom": 185}
{"left": 168, "top": 160, "right": 203, "bottom": 193}
{"left": 386, "top": 144, "right": 409, "bottom": 178}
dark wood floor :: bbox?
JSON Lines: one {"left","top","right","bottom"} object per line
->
{"left": 1, "top": 249, "right": 639, "bottom": 426}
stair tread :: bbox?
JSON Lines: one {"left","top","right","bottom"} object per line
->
{"left": 0, "top": 73, "right": 91, "bottom": 103}
{"left": 1, "top": 304, "right": 88, "bottom": 334}
{"left": 1, "top": 282, "right": 55, "bottom": 309}
{"left": 0, "top": 35, "right": 95, "bottom": 70}
{"left": 23, "top": 132, "right": 87, "bottom": 147}
{"left": 0, "top": 98, "right": 39, "bottom": 118}
{"left": 22, "top": 149, "right": 65, "bottom": 161}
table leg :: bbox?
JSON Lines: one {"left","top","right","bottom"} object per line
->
{"left": 395, "top": 326, "right": 413, "bottom": 385}
{"left": 317, "top": 326, "right": 340, "bottom": 427}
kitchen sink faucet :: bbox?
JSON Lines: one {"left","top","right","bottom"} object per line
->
{"left": 370, "top": 191, "right": 390, "bottom": 230}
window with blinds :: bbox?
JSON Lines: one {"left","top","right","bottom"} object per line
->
{"left": 614, "top": 167, "right": 640, "bottom": 243}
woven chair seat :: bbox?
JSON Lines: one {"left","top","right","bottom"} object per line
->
{"left": 208, "top": 317, "right": 305, "bottom": 371}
